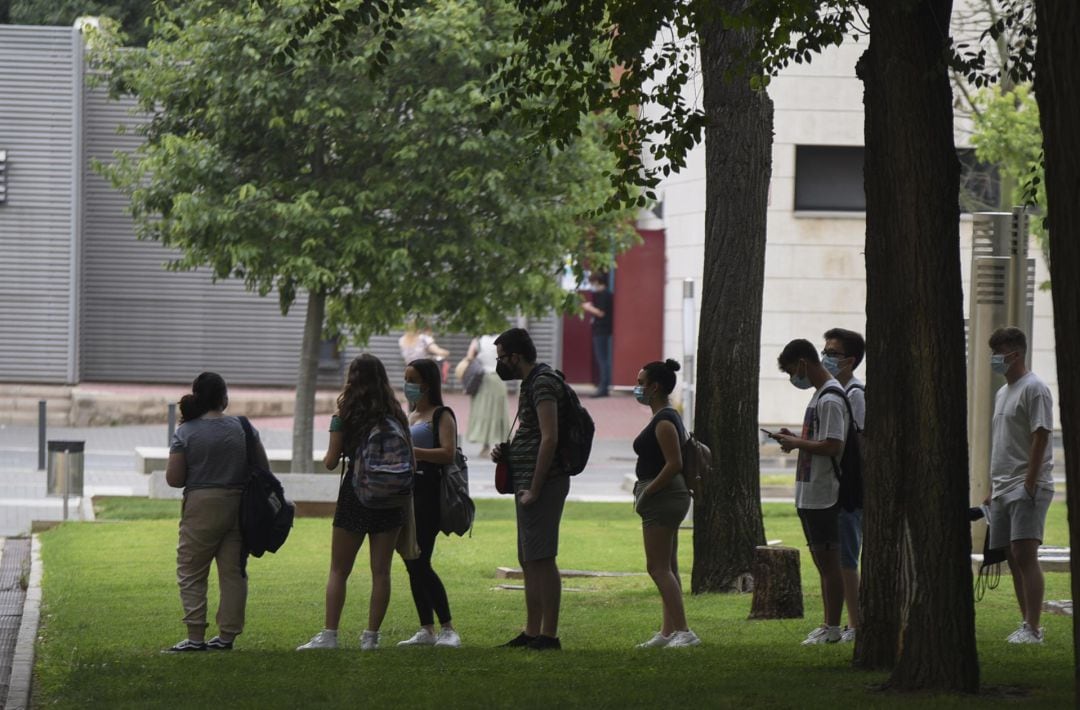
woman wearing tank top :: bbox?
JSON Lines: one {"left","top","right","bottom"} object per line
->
{"left": 631, "top": 359, "right": 700, "bottom": 648}
{"left": 164, "top": 372, "right": 269, "bottom": 652}
{"left": 396, "top": 358, "right": 462, "bottom": 647}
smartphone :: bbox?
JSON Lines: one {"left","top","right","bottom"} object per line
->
{"left": 760, "top": 428, "right": 779, "bottom": 439}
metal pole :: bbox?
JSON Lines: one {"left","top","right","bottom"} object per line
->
{"left": 167, "top": 403, "right": 177, "bottom": 446}
{"left": 38, "top": 400, "right": 46, "bottom": 470}
{"left": 682, "top": 279, "right": 697, "bottom": 432}
{"left": 62, "top": 454, "right": 69, "bottom": 522}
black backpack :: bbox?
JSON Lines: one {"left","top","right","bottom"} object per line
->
{"left": 433, "top": 407, "right": 475, "bottom": 536}
{"left": 529, "top": 368, "right": 595, "bottom": 476}
{"left": 238, "top": 417, "right": 295, "bottom": 557}
{"left": 818, "top": 385, "right": 863, "bottom": 512}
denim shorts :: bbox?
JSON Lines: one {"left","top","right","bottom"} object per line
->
{"left": 838, "top": 507, "right": 862, "bottom": 569}
{"left": 989, "top": 486, "right": 1053, "bottom": 549}
{"left": 798, "top": 503, "right": 840, "bottom": 550}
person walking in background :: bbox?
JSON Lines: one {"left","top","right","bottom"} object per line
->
{"left": 298, "top": 354, "right": 411, "bottom": 652}
{"left": 492, "top": 327, "right": 568, "bottom": 651}
{"left": 987, "top": 326, "right": 1055, "bottom": 645}
{"left": 165, "top": 372, "right": 268, "bottom": 652}
{"left": 465, "top": 334, "right": 510, "bottom": 458}
{"left": 582, "top": 271, "right": 613, "bottom": 398}
{"left": 631, "top": 359, "right": 699, "bottom": 649}
{"left": 399, "top": 324, "right": 451, "bottom": 381}
{"left": 397, "top": 358, "right": 461, "bottom": 648}
{"left": 774, "top": 339, "right": 848, "bottom": 646}
{"left": 821, "top": 328, "right": 865, "bottom": 644}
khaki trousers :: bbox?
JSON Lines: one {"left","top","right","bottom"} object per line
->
{"left": 177, "top": 487, "right": 246, "bottom": 638}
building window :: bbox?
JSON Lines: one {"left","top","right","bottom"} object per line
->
{"left": 795, "top": 145, "right": 999, "bottom": 214}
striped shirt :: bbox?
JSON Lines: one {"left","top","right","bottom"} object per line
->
{"left": 509, "top": 364, "right": 565, "bottom": 490}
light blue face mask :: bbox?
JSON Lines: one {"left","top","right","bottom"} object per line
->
{"left": 633, "top": 385, "right": 650, "bottom": 405}
{"left": 403, "top": 382, "right": 424, "bottom": 404}
{"left": 990, "top": 352, "right": 1012, "bottom": 375}
{"left": 821, "top": 355, "right": 842, "bottom": 377}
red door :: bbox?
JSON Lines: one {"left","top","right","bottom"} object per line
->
{"left": 612, "top": 228, "right": 665, "bottom": 386}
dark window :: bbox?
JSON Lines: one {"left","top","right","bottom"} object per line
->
{"left": 794, "top": 145, "right": 999, "bottom": 214}
{"left": 794, "top": 145, "right": 865, "bottom": 212}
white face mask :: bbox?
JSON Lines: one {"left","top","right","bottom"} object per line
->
{"left": 821, "top": 355, "right": 842, "bottom": 377}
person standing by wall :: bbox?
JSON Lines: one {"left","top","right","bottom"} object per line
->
{"left": 582, "top": 272, "right": 613, "bottom": 398}
{"left": 987, "top": 326, "right": 1055, "bottom": 645}
{"left": 165, "top": 372, "right": 269, "bottom": 652}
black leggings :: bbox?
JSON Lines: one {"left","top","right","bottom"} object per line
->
{"left": 404, "top": 470, "right": 451, "bottom": 626}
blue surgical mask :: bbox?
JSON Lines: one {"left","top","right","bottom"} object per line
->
{"left": 403, "top": 382, "right": 423, "bottom": 404}
{"left": 990, "top": 353, "right": 1009, "bottom": 375}
{"left": 822, "top": 355, "right": 842, "bottom": 377}
{"left": 633, "top": 385, "right": 650, "bottom": 405}
{"left": 790, "top": 374, "right": 813, "bottom": 390}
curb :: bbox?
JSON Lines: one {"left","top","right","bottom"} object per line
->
{"left": 5, "top": 535, "right": 41, "bottom": 710}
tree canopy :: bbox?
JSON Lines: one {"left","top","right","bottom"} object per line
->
{"left": 96, "top": 0, "right": 636, "bottom": 343}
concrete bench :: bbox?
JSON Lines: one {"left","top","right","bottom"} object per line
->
{"left": 137, "top": 447, "right": 328, "bottom": 476}
{"left": 149, "top": 470, "right": 342, "bottom": 517}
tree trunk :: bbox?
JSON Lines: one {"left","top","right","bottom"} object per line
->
{"left": 291, "top": 290, "right": 326, "bottom": 473}
{"left": 691, "top": 5, "right": 770, "bottom": 594}
{"left": 1032, "top": 2, "right": 1080, "bottom": 700}
{"left": 856, "top": 0, "right": 979, "bottom": 693}
{"left": 749, "top": 546, "right": 804, "bottom": 619}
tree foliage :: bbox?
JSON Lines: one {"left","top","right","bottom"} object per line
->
{"left": 8, "top": 0, "right": 173, "bottom": 45}
{"left": 95, "top": 0, "right": 636, "bottom": 344}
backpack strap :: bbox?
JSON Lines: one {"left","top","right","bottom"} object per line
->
{"left": 237, "top": 416, "right": 257, "bottom": 478}
{"left": 817, "top": 385, "right": 854, "bottom": 479}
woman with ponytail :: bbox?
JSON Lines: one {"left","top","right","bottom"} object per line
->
{"left": 631, "top": 359, "right": 700, "bottom": 649}
{"left": 298, "top": 354, "right": 412, "bottom": 652}
{"left": 164, "top": 372, "right": 268, "bottom": 652}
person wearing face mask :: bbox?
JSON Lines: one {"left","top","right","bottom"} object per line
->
{"left": 631, "top": 359, "right": 699, "bottom": 648}
{"left": 774, "top": 339, "right": 848, "bottom": 646}
{"left": 490, "top": 327, "right": 568, "bottom": 651}
{"left": 986, "top": 326, "right": 1054, "bottom": 645}
{"left": 396, "top": 359, "right": 462, "bottom": 647}
{"left": 821, "top": 328, "right": 866, "bottom": 644}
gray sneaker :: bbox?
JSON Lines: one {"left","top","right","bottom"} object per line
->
{"left": 666, "top": 630, "right": 701, "bottom": 648}
{"left": 839, "top": 627, "right": 856, "bottom": 643}
{"left": 360, "top": 630, "right": 381, "bottom": 651}
{"left": 398, "top": 628, "right": 437, "bottom": 646}
{"left": 435, "top": 628, "right": 462, "bottom": 648}
{"left": 636, "top": 631, "right": 673, "bottom": 649}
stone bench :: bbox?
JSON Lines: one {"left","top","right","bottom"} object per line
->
{"left": 148, "top": 470, "right": 342, "bottom": 517}
{"left": 137, "top": 447, "right": 327, "bottom": 476}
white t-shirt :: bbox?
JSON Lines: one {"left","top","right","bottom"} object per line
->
{"left": 794, "top": 378, "right": 848, "bottom": 510}
{"left": 845, "top": 377, "right": 866, "bottom": 429}
{"left": 476, "top": 334, "right": 499, "bottom": 374}
{"left": 990, "top": 371, "right": 1054, "bottom": 500}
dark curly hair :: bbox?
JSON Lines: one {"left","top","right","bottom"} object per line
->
{"left": 337, "top": 354, "right": 410, "bottom": 454}
{"left": 179, "top": 372, "right": 228, "bottom": 423}
{"left": 642, "top": 359, "right": 681, "bottom": 395}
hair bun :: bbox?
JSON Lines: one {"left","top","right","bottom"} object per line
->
{"left": 664, "top": 359, "right": 681, "bottom": 373}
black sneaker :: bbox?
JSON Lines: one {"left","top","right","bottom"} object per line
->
{"left": 163, "top": 639, "right": 207, "bottom": 653}
{"left": 206, "top": 636, "right": 234, "bottom": 651}
{"left": 498, "top": 632, "right": 536, "bottom": 648}
{"left": 527, "top": 635, "right": 562, "bottom": 651}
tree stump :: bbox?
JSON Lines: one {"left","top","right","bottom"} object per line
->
{"left": 748, "top": 545, "right": 803, "bottom": 619}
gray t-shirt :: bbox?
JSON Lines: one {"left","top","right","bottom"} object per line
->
{"left": 991, "top": 371, "right": 1054, "bottom": 500}
{"left": 169, "top": 415, "right": 255, "bottom": 491}
{"left": 846, "top": 377, "right": 866, "bottom": 429}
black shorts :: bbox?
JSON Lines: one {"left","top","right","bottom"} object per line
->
{"left": 798, "top": 503, "right": 840, "bottom": 550}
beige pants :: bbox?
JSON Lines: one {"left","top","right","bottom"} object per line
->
{"left": 177, "top": 487, "right": 246, "bottom": 639}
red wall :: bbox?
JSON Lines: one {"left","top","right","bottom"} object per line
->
{"left": 612, "top": 228, "right": 665, "bottom": 386}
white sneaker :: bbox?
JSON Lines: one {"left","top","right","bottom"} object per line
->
{"left": 636, "top": 631, "right": 672, "bottom": 649}
{"left": 666, "top": 630, "right": 701, "bottom": 648}
{"left": 434, "top": 628, "right": 462, "bottom": 648}
{"left": 1009, "top": 625, "right": 1045, "bottom": 645}
{"left": 297, "top": 630, "right": 338, "bottom": 650}
{"left": 1006, "top": 621, "right": 1029, "bottom": 642}
{"left": 360, "top": 630, "right": 380, "bottom": 651}
{"left": 398, "top": 628, "right": 437, "bottom": 646}
{"left": 839, "top": 627, "right": 856, "bottom": 643}
{"left": 802, "top": 625, "right": 841, "bottom": 645}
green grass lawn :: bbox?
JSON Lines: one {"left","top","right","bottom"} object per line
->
{"left": 34, "top": 499, "right": 1073, "bottom": 709}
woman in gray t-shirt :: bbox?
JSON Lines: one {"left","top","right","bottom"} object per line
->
{"left": 164, "top": 372, "right": 267, "bottom": 653}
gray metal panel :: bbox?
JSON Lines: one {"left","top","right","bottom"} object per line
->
{"left": 80, "top": 79, "right": 313, "bottom": 386}
{"left": 0, "top": 26, "right": 79, "bottom": 383}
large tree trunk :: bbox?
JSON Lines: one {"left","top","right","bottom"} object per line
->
{"left": 291, "top": 290, "right": 326, "bottom": 473}
{"left": 856, "top": 0, "right": 979, "bottom": 692}
{"left": 1033, "top": 1, "right": 1080, "bottom": 700}
{"left": 691, "top": 5, "right": 770, "bottom": 593}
